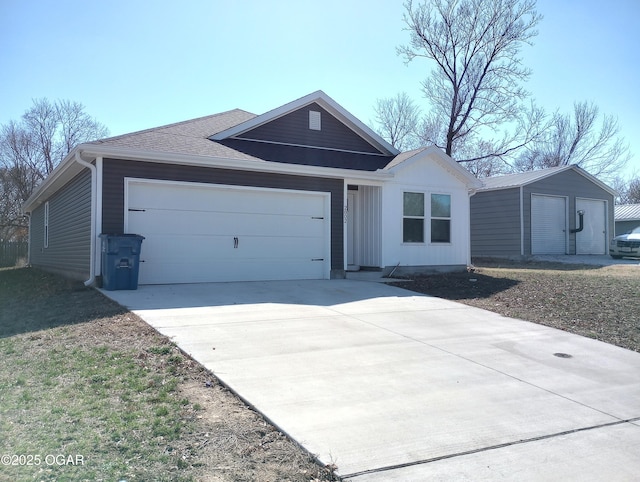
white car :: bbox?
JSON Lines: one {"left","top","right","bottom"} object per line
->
{"left": 610, "top": 226, "right": 640, "bottom": 259}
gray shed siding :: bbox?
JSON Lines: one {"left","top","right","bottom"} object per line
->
{"left": 523, "top": 169, "right": 614, "bottom": 255}
{"left": 470, "top": 188, "right": 521, "bottom": 256}
{"left": 237, "top": 103, "right": 381, "bottom": 154}
{"left": 102, "top": 159, "right": 345, "bottom": 276}
{"left": 472, "top": 169, "right": 614, "bottom": 257}
{"left": 29, "top": 169, "right": 92, "bottom": 279}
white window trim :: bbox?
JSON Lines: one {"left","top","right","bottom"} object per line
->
{"left": 403, "top": 191, "right": 425, "bottom": 244}
{"left": 430, "top": 193, "right": 452, "bottom": 244}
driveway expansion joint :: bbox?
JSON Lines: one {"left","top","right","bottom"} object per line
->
{"left": 341, "top": 418, "right": 640, "bottom": 480}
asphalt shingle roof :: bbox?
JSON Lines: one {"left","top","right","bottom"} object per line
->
{"left": 90, "top": 109, "right": 261, "bottom": 161}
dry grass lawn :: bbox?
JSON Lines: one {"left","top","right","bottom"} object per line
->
{"left": 2, "top": 260, "right": 638, "bottom": 481}
{"left": 0, "top": 267, "right": 336, "bottom": 482}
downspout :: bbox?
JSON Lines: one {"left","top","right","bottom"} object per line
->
{"left": 468, "top": 188, "right": 477, "bottom": 267}
{"left": 74, "top": 150, "right": 97, "bottom": 286}
{"left": 26, "top": 213, "right": 31, "bottom": 266}
{"left": 520, "top": 186, "right": 524, "bottom": 256}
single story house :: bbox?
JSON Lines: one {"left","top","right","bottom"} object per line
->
{"left": 471, "top": 165, "right": 616, "bottom": 258}
{"left": 614, "top": 204, "right": 640, "bottom": 235}
{"left": 23, "top": 91, "right": 481, "bottom": 285}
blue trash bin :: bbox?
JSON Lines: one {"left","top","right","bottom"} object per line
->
{"left": 99, "top": 234, "right": 145, "bottom": 290}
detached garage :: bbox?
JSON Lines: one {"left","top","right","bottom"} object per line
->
{"left": 471, "top": 165, "right": 615, "bottom": 258}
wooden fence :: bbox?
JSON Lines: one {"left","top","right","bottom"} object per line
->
{"left": 0, "top": 241, "right": 28, "bottom": 268}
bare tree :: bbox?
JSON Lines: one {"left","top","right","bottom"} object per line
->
{"left": 372, "top": 92, "right": 421, "bottom": 151}
{"left": 0, "top": 99, "right": 109, "bottom": 240}
{"left": 514, "top": 101, "right": 630, "bottom": 180}
{"left": 613, "top": 175, "right": 640, "bottom": 204}
{"left": 398, "top": 0, "right": 543, "bottom": 162}
{"left": 628, "top": 178, "right": 640, "bottom": 204}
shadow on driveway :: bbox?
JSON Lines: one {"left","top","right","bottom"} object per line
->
{"left": 101, "top": 278, "right": 424, "bottom": 312}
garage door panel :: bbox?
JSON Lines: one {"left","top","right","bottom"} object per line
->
{"left": 576, "top": 199, "right": 606, "bottom": 255}
{"left": 140, "top": 258, "right": 325, "bottom": 284}
{"left": 531, "top": 195, "right": 567, "bottom": 255}
{"left": 139, "top": 234, "right": 325, "bottom": 262}
{"left": 130, "top": 210, "right": 325, "bottom": 238}
{"left": 129, "top": 183, "right": 324, "bottom": 217}
{"left": 126, "top": 181, "right": 330, "bottom": 284}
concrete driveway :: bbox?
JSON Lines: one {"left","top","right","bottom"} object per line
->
{"left": 104, "top": 280, "right": 640, "bottom": 481}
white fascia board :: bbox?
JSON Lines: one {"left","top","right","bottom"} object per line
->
{"left": 22, "top": 147, "right": 84, "bottom": 213}
{"left": 79, "top": 145, "right": 394, "bottom": 182}
{"left": 210, "top": 90, "right": 400, "bottom": 156}
{"left": 23, "top": 143, "right": 394, "bottom": 213}
{"left": 314, "top": 93, "right": 400, "bottom": 156}
{"left": 570, "top": 165, "right": 617, "bottom": 196}
{"left": 389, "top": 145, "right": 482, "bottom": 189}
{"left": 478, "top": 165, "right": 617, "bottom": 196}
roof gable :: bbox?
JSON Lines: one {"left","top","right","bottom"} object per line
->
{"left": 210, "top": 91, "right": 399, "bottom": 156}
{"left": 479, "top": 165, "right": 616, "bottom": 195}
{"left": 384, "top": 146, "right": 482, "bottom": 188}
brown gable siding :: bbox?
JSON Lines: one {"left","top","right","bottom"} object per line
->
{"left": 217, "top": 139, "right": 393, "bottom": 171}
{"left": 236, "top": 103, "right": 381, "bottom": 154}
{"left": 102, "top": 159, "right": 344, "bottom": 274}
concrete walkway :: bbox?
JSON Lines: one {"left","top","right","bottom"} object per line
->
{"left": 529, "top": 254, "right": 640, "bottom": 266}
{"left": 104, "top": 280, "right": 640, "bottom": 480}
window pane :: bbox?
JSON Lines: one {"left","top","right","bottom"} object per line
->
{"left": 403, "top": 218, "right": 424, "bottom": 243}
{"left": 431, "top": 194, "right": 451, "bottom": 218}
{"left": 403, "top": 192, "right": 424, "bottom": 216}
{"left": 431, "top": 219, "right": 450, "bottom": 243}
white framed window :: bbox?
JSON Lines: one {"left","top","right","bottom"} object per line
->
{"left": 403, "top": 192, "right": 424, "bottom": 243}
{"left": 44, "top": 201, "right": 49, "bottom": 248}
{"left": 431, "top": 193, "right": 451, "bottom": 243}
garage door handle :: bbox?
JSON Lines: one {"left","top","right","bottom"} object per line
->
{"left": 234, "top": 237, "right": 239, "bottom": 248}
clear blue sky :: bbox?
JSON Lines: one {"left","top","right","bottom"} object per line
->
{"left": 1, "top": 0, "right": 638, "bottom": 178}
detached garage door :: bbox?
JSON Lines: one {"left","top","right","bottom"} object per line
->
{"left": 125, "top": 180, "right": 330, "bottom": 284}
{"left": 576, "top": 198, "right": 607, "bottom": 255}
{"left": 531, "top": 194, "right": 567, "bottom": 254}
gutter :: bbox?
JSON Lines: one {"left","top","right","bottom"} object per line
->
{"left": 80, "top": 145, "right": 394, "bottom": 182}
{"left": 74, "top": 151, "right": 97, "bottom": 287}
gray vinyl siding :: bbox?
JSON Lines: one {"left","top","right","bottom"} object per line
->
{"left": 102, "top": 158, "right": 345, "bottom": 275}
{"left": 237, "top": 103, "right": 381, "bottom": 154}
{"left": 29, "top": 169, "right": 92, "bottom": 279}
{"left": 471, "top": 188, "right": 521, "bottom": 256}
{"left": 523, "top": 169, "right": 614, "bottom": 255}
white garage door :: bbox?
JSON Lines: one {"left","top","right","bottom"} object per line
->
{"left": 125, "top": 180, "right": 330, "bottom": 284}
{"left": 531, "top": 194, "right": 567, "bottom": 254}
{"left": 576, "top": 198, "right": 607, "bottom": 255}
